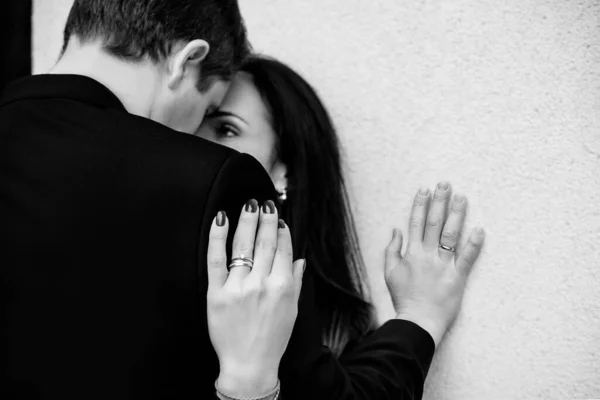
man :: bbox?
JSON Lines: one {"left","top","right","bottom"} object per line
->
{"left": 1, "top": 1, "right": 484, "bottom": 399}
{"left": 0, "top": 1, "right": 276, "bottom": 398}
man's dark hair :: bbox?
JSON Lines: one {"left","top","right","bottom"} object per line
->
{"left": 62, "top": 0, "right": 251, "bottom": 88}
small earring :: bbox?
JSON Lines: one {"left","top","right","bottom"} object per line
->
{"left": 277, "top": 187, "right": 288, "bottom": 203}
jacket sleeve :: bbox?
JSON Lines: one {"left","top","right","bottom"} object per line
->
{"left": 279, "top": 273, "right": 436, "bottom": 400}
{"left": 198, "top": 151, "right": 278, "bottom": 266}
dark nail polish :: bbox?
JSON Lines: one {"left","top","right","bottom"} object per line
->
{"left": 278, "top": 219, "right": 286, "bottom": 229}
{"left": 245, "top": 199, "right": 258, "bottom": 213}
{"left": 263, "top": 200, "right": 276, "bottom": 214}
{"left": 216, "top": 211, "right": 226, "bottom": 227}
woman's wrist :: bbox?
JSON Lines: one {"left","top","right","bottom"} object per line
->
{"left": 217, "top": 366, "right": 279, "bottom": 399}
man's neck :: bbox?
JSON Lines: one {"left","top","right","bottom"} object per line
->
{"left": 49, "top": 41, "right": 159, "bottom": 118}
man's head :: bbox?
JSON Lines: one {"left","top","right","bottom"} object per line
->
{"left": 60, "top": 0, "right": 251, "bottom": 133}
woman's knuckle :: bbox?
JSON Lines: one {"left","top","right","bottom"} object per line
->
{"left": 234, "top": 241, "right": 254, "bottom": 255}
{"left": 414, "top": 196, "right": 428, "bottom": 207}
{"left": 260, "top": 216, "right": 278, "bottom": 225}
{"left": 255, "top": 238, "right": 277, "bottom": 252}
{"left": 433, "top": 192, "right": 447, "bottom": 202}
{"left": 469, "top": 235, "right": 484, "bottom": 249}
{"left": 207, "top": 291, "right": 229, "bottom": 308}
{"left": 463, "top": 251, "right": 476, "bottom": 266}
{"left": 206, "top": 290, "right": 220, "bottom": 305}
{"left": 450, "top": 202, "right": 465, "bottom": 214}
{"left": 229, "top": 287, "right": 246, "bottom": 301}
{"left": 426, "top": 217, "right": 442, "bottom": 228}
{"left": 209, "top": 231, "right": 227, "bottom": 241}
{"left": 239, "top": 211, "right": 256, "bottom": 222}
{"left": 442, "top": 230, "right": 458, "bottom": 242}
{"left": 270, "top": 278, "right": 294, "bottom": 295}
{"left": 208, "top": 255, "right": 227, "bottom": 266}
{"left": 465, "top": 241, "right": 481, "bottom": 258}
{"left": 385, "top": 245, "right": 401, "bottom": 257}
{"left": 275, "top": 244, "right": 293, "bottom": 257}
{"left": 244, "top": 280, "right": 264, "bottom": 296}
{"left": 409, "top": 216, "right": 423, "bottom": 228}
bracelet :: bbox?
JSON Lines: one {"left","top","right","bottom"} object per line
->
{"left": 215, "top": 380, "right": 281, "bottom": 400}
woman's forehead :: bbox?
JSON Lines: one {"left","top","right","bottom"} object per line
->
{"left": 220, "top": 72, "right": 271, "bottom": 125}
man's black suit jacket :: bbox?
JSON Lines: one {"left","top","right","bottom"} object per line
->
{"left": 0, "top": 75, "right": 435, "bottom": 400}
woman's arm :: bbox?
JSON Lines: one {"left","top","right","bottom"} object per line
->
{"left": 278, "top": 184, "right": 485, "bottom": 400}
{"left": 278, "top": 273, "right": 434, "bottom": 400}
{"left": 204, "top": 162, "right": 483, "bottom": 400}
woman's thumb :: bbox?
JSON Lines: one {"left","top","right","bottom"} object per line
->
{"left": 384, "top": 228, "right": 403, "bottom": 278}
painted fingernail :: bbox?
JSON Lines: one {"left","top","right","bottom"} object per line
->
{"left": 454, "top": 194, "right": 465, "bottom": 203}
{"left": 419, "top": 187, "right": 430, "bottom": 196}
{"left": 245, "top": 199, "right": 258, "bottom": 213}
{"left": 216, "top": 211, "right": 226, "bottom": 227}
{"left": 262, "top": 200, "right": 276, "bottom": 214}
{"left": 437, "top": 181, "right": 449, "bottom": 191}
{"left": 278, "top": 219, "right": 286, "bottom": 229}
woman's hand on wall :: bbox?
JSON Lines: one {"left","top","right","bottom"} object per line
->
{"left": 384, "top": 182, "right": 485, "bottom": 347}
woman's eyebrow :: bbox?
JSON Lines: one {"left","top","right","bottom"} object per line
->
{"left": 210, "top": 110, "right": 248, "bottom": 125}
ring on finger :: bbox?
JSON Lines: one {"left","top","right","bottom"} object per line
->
{"left": 228, "top": 255, "right": 254, "bottom": 271}
{"left": 439, "top": 244, "right": 456, "bottom": 253}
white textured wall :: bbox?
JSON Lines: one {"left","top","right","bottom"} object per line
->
{"left": 34, "top": 1, "right": 600, "bottom": 399}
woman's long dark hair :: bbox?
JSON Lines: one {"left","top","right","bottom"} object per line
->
{"left": 241, "top": 55, "right": 375, "bottom": 356}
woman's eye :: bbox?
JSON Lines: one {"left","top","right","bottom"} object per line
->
{"left": 216, "top": 124, "right": 238, "bottom": 138}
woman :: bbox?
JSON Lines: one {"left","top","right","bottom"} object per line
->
{"left": 198, "top": 56, "right": 375, "bottom": 357}
{"left": 198, "top": 55, "right": 485, "bottom": 400}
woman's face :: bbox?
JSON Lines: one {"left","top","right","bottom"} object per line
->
{"left": 196, "top": 72, "right": 285, "bottom": 186}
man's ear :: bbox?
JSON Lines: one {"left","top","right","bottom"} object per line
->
{"left": 167, "top": 39, "right": 210, "bottom": 90}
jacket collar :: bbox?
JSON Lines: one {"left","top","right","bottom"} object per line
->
{"left": 0, "top": 74, "right": 126, "bottom": 111}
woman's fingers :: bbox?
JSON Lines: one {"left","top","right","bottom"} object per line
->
{"left": 250, "top": 200, "right": 279, "bottom": 278}
{"left": 456, "top": 227, "right": 485, "bottom": 275}
{"left": 229, "top": 199, "right": 260, "bottom": 282}
{"left": 269, "top": 220, "right": 294, "bottom": 280}
{"left": 438, "top": 194, "right": 468, "bottom": 261}
{"left": 210, "top": 198, "right": 298, "bottom": 292}
{"left": 207, "top": 211, "right": 229, "bottom": 289}
{"left": 423, "top": 182, "right": 451, "bottom": 251}
{"left": 408, "top": 187, "right": 431, "bottom": 250}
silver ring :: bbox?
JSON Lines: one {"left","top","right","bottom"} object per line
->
{"left": 227, "top": 255, "right": 254, "bottom": 271}
{"left": 439, "top": 244, "right": 456, "bottom": 253}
